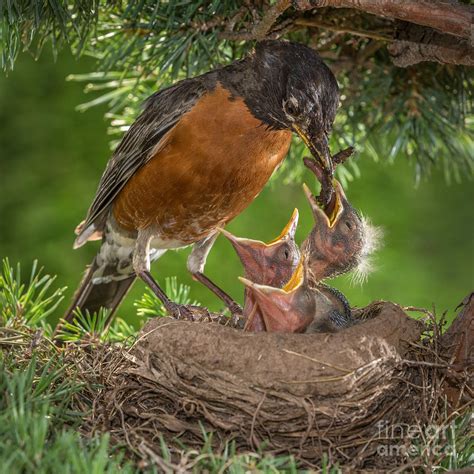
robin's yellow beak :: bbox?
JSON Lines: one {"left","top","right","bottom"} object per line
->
{"left": 293, "top": 126, "right": 333, "bottom": 176}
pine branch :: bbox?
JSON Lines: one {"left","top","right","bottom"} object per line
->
{"left": 293, "top": 0, "right": 472, "bottom": 39}
{"left": 221, "top": 0, "right": 292, "bottom": 40}
{"left": 388, "top": 23, "right": 474, "bottom": 67}
{"left": 294, "top": 17, "right": 392, "bottom": 42}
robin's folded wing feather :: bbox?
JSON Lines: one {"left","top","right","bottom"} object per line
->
{"left": 75, "top": 78, "right": 211, "bottom": 245}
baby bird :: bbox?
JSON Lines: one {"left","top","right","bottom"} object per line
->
{"left": 302, "top": 156, "right": 381, "bottom": 284}
{"left": 220, "top": 209, "right": 300, "bottom": 331}
{"left": 239, "top": 257, "right": 352, "bottom": 333}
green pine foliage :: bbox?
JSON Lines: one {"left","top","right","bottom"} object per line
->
{"left": 0, "top": 355, "right": 134, "bottom": 473}
{"left": 0, "top": 0, "right": 100, "bottom": 70}
{"left": 55, "top": 276, "right": 199, "bottom": 344}
{"left": 0, "top": 258, "right": 65, "bottom": 329}
{"left": 55, "top": 308, "right": 113, "bottom": 343}
{"left": 0, "top": 259, "right": 134, "bottom": 472}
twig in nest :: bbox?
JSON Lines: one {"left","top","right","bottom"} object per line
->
{"left": 250, "top": 392, "right": 267, "bottom": 448}
{"left": 283, "top": 349, "right": 352, "bottom": 373}
{"left": 402, "top": 359, "right": 453, "bottom": 369}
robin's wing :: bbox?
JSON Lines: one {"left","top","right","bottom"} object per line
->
{"left": 75, "top": 78, "right": 210, "bottom": 247}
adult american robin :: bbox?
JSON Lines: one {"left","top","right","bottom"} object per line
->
{"left": 60, "top": 40, "right": 340, "bottom": 328}
{"left": 220, "top": 209, "right": 300, "bottom": 331}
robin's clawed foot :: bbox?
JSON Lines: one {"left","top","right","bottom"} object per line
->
{"left": 166, "top": 303, "right": 196, "bottom": 321}
{"left": 228, "top": 301, "right": 243, "bottom": 316}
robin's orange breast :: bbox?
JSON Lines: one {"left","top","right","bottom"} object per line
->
{"left": 113, "top": 84, "right": 292, "bottom": 244}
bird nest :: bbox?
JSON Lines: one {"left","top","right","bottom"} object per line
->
{"left": 72, "top": 299, "right": 473, "bottom": 470}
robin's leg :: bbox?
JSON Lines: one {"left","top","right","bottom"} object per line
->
{"left": 187, "top": 232, "right": 243, "bottom": 315}
{"left": 133, "top": 229, "right": 194, "bottom": 320}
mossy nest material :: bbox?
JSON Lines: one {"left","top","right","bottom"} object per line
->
{"left": 74, "top": 300, "right": 472, "bottom": 470}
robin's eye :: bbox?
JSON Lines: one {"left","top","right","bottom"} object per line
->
{"left": 284, "top": 99, "right": 299, "bottom": 116}
{"left": 345, "top": 221, "right": 352, "bottom": 230}
{"left": 287, "top": 103, "right": 297, "bottom": 115}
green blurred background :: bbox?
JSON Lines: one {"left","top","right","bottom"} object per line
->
{"left": 1, "top": 52, "right": 473, "bottom": 327}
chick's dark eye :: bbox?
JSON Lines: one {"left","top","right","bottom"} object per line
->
{"left": 345, "top": 221, "right": 352, "bottom": 230}
{"left": 280, "top": 246, "right": 290, "bottom": 260}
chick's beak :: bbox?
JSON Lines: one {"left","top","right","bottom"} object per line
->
{"left": 219, "top": 229, "right": 265, "bottom": 280}
{"left": 294, "top": 126, "right": 333, "bottom": 177}
{"left": 238, "top": 260, "right": 311, "bottom": 333}
{"left": 303, "top": 179, "right": 346, "bottom": 228}
{"left": 267, "top": 208, "right": 299, "bottom": 244}
{"left": 218, "top": 209, "right": 299, "bottom": 280}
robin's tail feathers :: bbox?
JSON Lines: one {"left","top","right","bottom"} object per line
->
{"left": 60, "top": 260, "right": 136, "bottom": 329}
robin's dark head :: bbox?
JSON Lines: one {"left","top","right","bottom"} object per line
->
{"left": 301, "top": 180, "right": 381, "bottom": 282}
{"left": 236, "top": 40, "right": 340, "bottom": 175}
